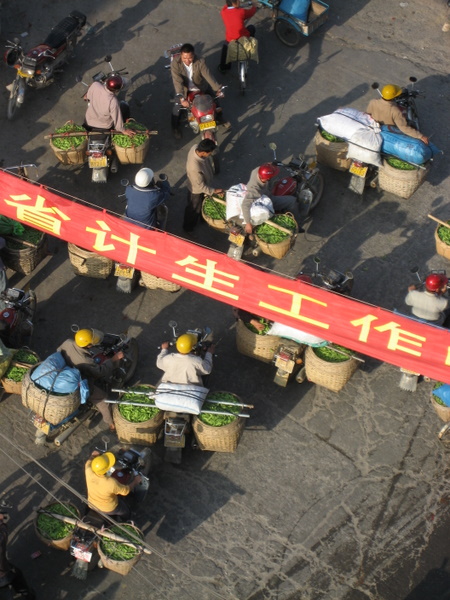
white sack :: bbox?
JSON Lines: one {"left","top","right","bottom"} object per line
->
{"left": 317, "top": 107, "right": 377, "bottom": 142}
{"left": 347, "top": 127, "right": 383, "bottom": 167}
{"left": 155, "top": 382, "right": 209, "bottom": 415}
{"left": 267, "top": 322, "right": 328, "bottom": 347}
{"left": 250, "top": 195, "right": 274, "bottom": 226}
{"left": 226, "top": 183, "right": 247, "bottom": 221}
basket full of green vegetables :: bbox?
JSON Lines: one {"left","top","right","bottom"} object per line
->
{"left": 378, "top": 156, "right": 429, "bottom": 199}
{"left": 314, "top": 128, "right": 352, "bottom": 171}
{"left": 305, "top": 344, "right": 360, "bottom": 392}
{"left": 112, "top": 121, "right": 151, "bottom": 164}
{"left": 35, "top": 502, "right": 80, "bottom": 551}
{"left": 98, "top": 523, "right": 144, "bottom": 575}
{"left": 202, "top": 193, "right": 228, "bottom": 232}
{"left": 430, "top": 382, "right": 450, "bottom": 423}
{"left": 1, "top": 348, "right": 40, "bottom": 395}
{"left": 433, "top": 218, "right": 450, "bottom": 260}
{"left": 113, "top": 384, "right": 163, "bottom": 446}
{"left": 4, "top": 224, "right": 48, "bottom": 275}
{"left": 254, "top": 213, "right": 298, "bottom": 259}
{"left": 49, "top": 121, "right": 88, "bottom": 165}
{"left": 192, "top": 391, "right": 248, "bottom": 452}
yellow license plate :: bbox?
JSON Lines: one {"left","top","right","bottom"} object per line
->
{"left": 349, "top": 162, "right": 368, "bottom": 178}
{"left": 228, "top": 232, "right": 245, "bottom": 246}
{"left": 18, "top": 69, "right": 33, "bottom": 78}
{"left": 115, "top": 264, "right": 135, "bottom": 278}
{"left": 88, "top": 156, "right": 108, "bottom": 168}
{"left": 400, "top": 367, "right": 420, "bottom": 376}
{"left": 33, "top": 415, "right": 50, "bottom": 434}
{"left": 199, "top": 121, "right": 216, "bottom": 131}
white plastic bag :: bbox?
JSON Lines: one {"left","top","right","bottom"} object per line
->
{"left": 226, "top": 183, "right": 247, "bottom": 221}
{"left": 250, "top": 195, "right": 274, "bottom": 225}
{"left": 154, "top": 382, "right": 209, "bottom": 415}
{"left": 267, "top": 322, "right": 328, "bottom": 347}
{"left": 347, "top": 127, "right": 383, "bottom": 166}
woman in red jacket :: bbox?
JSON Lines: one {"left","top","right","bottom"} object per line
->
{"left": 219, "top": 0, "right": 257, "bottom": 72}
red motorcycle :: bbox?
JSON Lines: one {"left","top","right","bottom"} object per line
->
{"left": 3, "top": 10, "right": 86, "bottom": 120}
{"left": 0, "top": 287, "right": 36, "bottom": 349}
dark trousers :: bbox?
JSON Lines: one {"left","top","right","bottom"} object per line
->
{"left": 183, "top": 192, "right": 204, "bottom": 232}
{"left": 105, "top": 497, "right": 131, "bottom": 522}
{"left": 0, "top": 565, "right": 35, "bottom": 599}
{"left": 219, "top": 27, "right": 256, "bottom": 70}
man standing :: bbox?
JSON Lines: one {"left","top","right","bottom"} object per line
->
{"left": 219, "top": 0, "right": 257, "bottom": 72}
{"left": 184, "top": 139, "right": 223, "bottom": 232}
{"left": 170, "top": 42, "right": 229, "bottom": 138}
{"left": 125, "top": 168, "right": 171, "bottom": 230}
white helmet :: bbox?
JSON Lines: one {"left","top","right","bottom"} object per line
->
{"left": 135, "top": 168, "right": 154, "bottom": 188}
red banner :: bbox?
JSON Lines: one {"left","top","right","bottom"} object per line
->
{"left": 1, "top": 170, "right": 449, "bottom": 383}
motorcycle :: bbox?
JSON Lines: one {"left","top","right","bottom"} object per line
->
{"left": 79, "top": 56, "right": 131, "bottom": 183}
{"left": 32, "top": 328, "right": 139, "bottom": 445}
{"left": 0, "top": 287, "right": 37, "bottom": 348}
{"left": 348, "top": 76, "right": 423, "bottom": 195}
{"left": 4, "top": 10, "right": 87, "bottom": 120}
{"left": 114, "top": 175, "right": 170, "bottom": 293}
{"left": 296, "top": 256, "right": 354, "bottom": 296}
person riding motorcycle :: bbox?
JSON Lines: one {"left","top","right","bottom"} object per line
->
{"left": 366, "top": 84, "right": 428, "bottom": 144}
{"left": 57, "top": 328, "right": 124, "bottom": 431}
{"left": 125, "top": 167, "right": 171, "bottom": 230}
{"left": 156, "top": 333, "right": 215, "bottom": 385}
{"left": 83, "top": 74, "right": 134, "bottom": 136}
{"left": 85, "top": 450, "right": 141, "bottom": 520}
{"left": 0, "top": 511, "right": 35, "bottom": 599}
{"left": 405, "top": 273, "right": 449, "bottom": 325}
{"left": 219, "top": 0, "right": 258, "bottom": 72}
{"left": 170, "top": 42, "right": 229, "bottom": 139}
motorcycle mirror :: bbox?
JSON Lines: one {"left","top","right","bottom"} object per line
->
{"left": 313, "top": 256, "right": 321, "bottom": 264}
{"left": 410, "top": 266, "right": 419, "bottom": 274}
{"left": 371, "top": 82, "right": 379, "bottom": 89}
{"left": 269, "top": 142, "right": 277, "bottom": 151}
{"left": 70, "top": 324, "right": 80, "bottom": 333}
{"left": 120, "top": 178, "right": 129, "bottom": 187}
{"left": 104, "top": 55, "right": 112, "bottom": 62}
{"left": 203, "top": 326, "right": 212, "bottom": 338}
{"left": 101, "top": 435, "right": 109, "bottom": 450}
{"left": 75, "top": 75, "right": 82, "bottom": 83}
{"left": 344, "top": 271, "right": 354, "bottom": 280}
{"left": 409, "top": 76, "right": 417, "bottom": 83}
{"left": 168, "top": 320, "right": 177, "bottom": 329}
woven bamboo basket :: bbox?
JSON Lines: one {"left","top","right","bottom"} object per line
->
{"left": 35, "top": 503, "right": 80, "bottom": 551}
{"left": 235, "top": 318, "right": 282, "bottom": 364}
{"left": 201, "top": 196, "right": 228, "bottom": 232}
{"left": 378, "top": 159, "right": 429, "bottom": 199}
{"left": 192, "top": 397, "right": 246, "bottom": 452}
{"left": 113, "top": 385, "right": 163, "bottom": 446}
{"left": 98, "top": 523, "right": 144, "bottom": 575}
{"left": 50, "top": 138, "right": 88, "bottom": 166}
{"left": 21, "top": 366, "right": 81, "bottom": 425}
{"left": 255, "top": 215, "right": 298, "bottom": 260}
{"left": 314, "top": 130, "right": 352, "bottom": 171}
{"left": 430, "top": 391, "right": 450, "bottom": 422}
{"left": 305, "top": 345, "right": 359, "bottom": 392}
{"left": 68, "top": 243, "right": 113, "bottom": 279}
{"left": 139, "top": 272, "right": 181, "bottom": 292}
{"left": 2, "top": 349, "right": 39, "bottom": 394}
{"left": 435, "top": 226, "right": 450, "bottom": 260}
{"left": 113, "top": 137, "right": 150, "bottom": 164}
{"left": 3, "top": 233, "right": 48, "bottom": 275}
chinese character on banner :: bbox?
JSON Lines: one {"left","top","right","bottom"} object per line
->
{"left": 259, "top": 284, "right": 330, "bottom": 329}
{"left": 5, "top": 194, "right": 70, "bottom": 235}
{"left": 173, "top": 256, "right": 239, "bottom": 300}
{"left": 86, "top": 221, "right": 156, "bottom": 264}
{"left": 351, "top": 315, "right": 426, "bottom": 357}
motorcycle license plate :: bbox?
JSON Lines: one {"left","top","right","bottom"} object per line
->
{"left": 114, "top": 264, "right": 135, "bottom": 279}
{"left": 199, "top": 121, "right": 216, "bottom": 131}
{"left": 18, "top": 69, "right": 33, "bottom": 78}
{"left": 72, "top": 546, "right": 92, "bottom": 562}
{"left": 88, "top": 156, "right": 108, "bottom": 168}
{"left": 228, "top": 232, "right": 245, "bottom": 246}
{"left": 400, "top": 367, "right": 420, "bottom": 376}
{"left": 349, "top": 162, "right": 368, "bottom": 178}
{"left": 32, "top": 415, "right": 50, "bottom": 434}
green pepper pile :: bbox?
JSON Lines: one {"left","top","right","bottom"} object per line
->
{"left": 254, "top": 214, "right": 297, "bottom": 244}
{"left": 4, "top": 350, "right": 39, "bottom": 382}
{"left": 36, "top": 503, "right": 78, "bottom": 540}
{"left": 319, "top": 129, "right": 346, "bottom": 143}
{"left": 203, "top": 195, "right": 226, "bottom": 221}
{"left": 100, "top": 524, "right": 143, "bottom": 561}
{"left": 52, "top": 123, "right": 86, "bottom": 150}
{"left": 437, "top": 221, "right": 450, "bottom": 246}
{"left": 386, "top": 157, "right": 417, "bottom": 171}
{"left": 198, "top": 391, "right": 240, "bottom": 427}
{"left": 432, "top": 382, "right": 445, "bottom": 406}
{"left": 314, "top": 344, "right": 352, "bottom": 363}
{"left": 118, "top": 385, "right": 160, "bottom": 422}
{"left": 245, "top": 318, "right": 271, "bottom": 335}
{"left": 112, "top": 121, "right": 148, "bottom": 148}
{"left": 6, "top": 225, "right": 43, "bottom": 249}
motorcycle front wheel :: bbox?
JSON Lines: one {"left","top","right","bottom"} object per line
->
{"left": 274, "top": 18, "right": 302, "bottom": 47}
{"left": 299, "top": 172, "right": 324, "bottom": 214}
{"left": 7, "top": 78, "right": 22, "bottom": 121}
{"left": 118, "top": 337, "right": 139, "bottom": 385}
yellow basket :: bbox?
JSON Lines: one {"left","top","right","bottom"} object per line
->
{"left": 68, "top": 243, "right": 113, "bottom": 279}
{"left": 378, "top": 159, "right": 429, "bottom": 199}
{"left": 235, "top": 319, "right": 281, "bottom": 364}
{"left": 113, "top": 137, "right": 150, "bottom": 164}
{"left": 305, "top": 346, "right": 359, "bottom": 392}
{"left": 98, "top": 524, "right": 144, "bottom": 575}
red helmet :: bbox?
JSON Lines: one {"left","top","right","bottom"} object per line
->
{"left": 425, "top": 273, "right": 448, "bottom": 293}
{"left": 258, "top": 163, "right": 280, "bottom": 181}
{"left": 105, "top": 75, "right": 124, "bottom": 92}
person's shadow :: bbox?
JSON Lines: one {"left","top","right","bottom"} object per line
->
{"left": 403, "top": 559, "right": 450, "bottom": 599}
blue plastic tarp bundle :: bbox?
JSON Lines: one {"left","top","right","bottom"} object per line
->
{"left": 279, "top": 0, "right": 311, "bottom": 22}
{"left": 433, "top": 384, "right": 450, "bottom": 407}
{"left": 380, "top": 126, "right": 442, "bottom": 165}
{"left": 31, "top": 352, "right": 82, "bottom": 395}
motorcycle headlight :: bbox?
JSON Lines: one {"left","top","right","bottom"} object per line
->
{"left": 299, "top": 188, "right": 313, "bottom": 204}
{"left": 200, "top": 115, "right": 214, "bottom": 123}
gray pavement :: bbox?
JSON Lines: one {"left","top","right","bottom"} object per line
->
{"left": 0, "top": 0, "right": 449, "bottom": 599}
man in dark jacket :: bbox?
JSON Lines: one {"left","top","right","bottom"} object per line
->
{"left": 0, "top": 512, "right": 35, "bottom": 599}
{"left": 125, "top": 168, "right": 171, "bottom": 230}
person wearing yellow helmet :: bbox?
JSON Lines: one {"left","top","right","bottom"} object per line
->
{"left": 366, "top": 84, "right": 428, "bottom": 144}
{"left": 156, "top": 333, "right": 215, "bottom": 385}
{"left": 85, "top": 450, "right": 141, "bottom": 519}
{"left": 57, "top": 328, "right": 125, "bottom": 431}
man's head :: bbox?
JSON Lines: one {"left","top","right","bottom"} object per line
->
{"left": 257, "top": 163, "right": 280, "bottom": 183}
{"left": 380, "top": 84, "right": 402, "bottom": 101}
{"left": 91, "top": 452, "right": 116, "bottom": 476}
{"left": 75, "top": 328, "right": 104, "bottom": 348}
{"left": 196, "top": 139, "right": 216, "bottom": 156}
{"left": 425, "top": 273, "right": 448, "bottom": 294}
{"left": 180, "top": 43, "right": 195, "bottom": 66}
{"left": 135, "top": 167, "right": 154, "bottom": 188}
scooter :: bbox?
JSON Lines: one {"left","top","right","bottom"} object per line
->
{"left": 0, "top": 287, "right": 37, "bottom": 348}
{"left": 297, "top": 256, "right": 354, "bottom": 296}
{"left": 348, "top": 77, "right": 423, "bottom": 195}
{"left": 114, "top": 175, "right": 170, "bottom": 293}
{"left": 4, "top": 11, "right": 87, "bottom": 120}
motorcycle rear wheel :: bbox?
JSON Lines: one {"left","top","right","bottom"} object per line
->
{"left": 7, "top": 79, "right": 21, "bottom": 121}
{"left": 300, "top": 172, "right": 324, "bottom": 214}
{"left": 238, "top": 60, "right": 247, "bottom": 95}
{"left": 274, "top": 19, "right": 302, "bottom": 47}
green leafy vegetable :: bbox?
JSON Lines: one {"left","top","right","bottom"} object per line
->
{"left": 386, "top": 157, "right": 417, "bottom": 171}
{"left": 319, "top": 129, "right": 345, "bottom": 143}
{"left": 119, "top": 385, "right": 160, "bottom": 422}
{"left": 437, "top": 221, "right": 450, "bottom": 246}
{"left": 112, "top": 121, "right": 148, "bottom": 148}
{"left": 314, "top": 344, "right": 352, "bottom": 363}
{"left": 13, "top": 349, "right": 39, "bottom": 365}
{"left": 52, "top": 123, "right": 86, "bottom": 150}
{"left": 203, "top": 195, "right": 226, "bottom": 221}
{"left": 3, "top": 365, "right": 27, "bottom": 382}
{"left": 432, "top": 381, "right": 445, "bottom": 405}
{"left": 245, "top": 318, "right": 271, "bottom": 335}
{"left": 254, "top": 214, "right": 297, "bottom": 244}
{"left": 37, "top": 503, "right": 78, "bottom": 540}
{"left": 100, "top": 524, "right": 143, "bottom": 561}
{"left": 6, "top": 225, "right": 43, "bottom": 249}
{"left": 198, "top": 392, "right": 240, "bottom": 427}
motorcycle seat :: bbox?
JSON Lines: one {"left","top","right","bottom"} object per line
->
{"left": 44, "top": 14, "right": 86, "bottom": 50}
